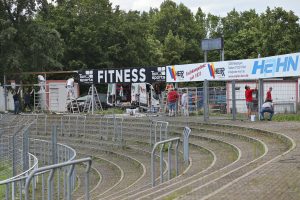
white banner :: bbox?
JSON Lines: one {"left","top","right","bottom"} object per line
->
{"left": 166, "top": 52, "right": 300, "bottom": 82}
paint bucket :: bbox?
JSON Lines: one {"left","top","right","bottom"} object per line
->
{"left": 250, "top": 115, "right": 256, "bottom": 122}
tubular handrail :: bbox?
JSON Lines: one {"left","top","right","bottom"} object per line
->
{"left": 151, "top": 137, "right": 180, "bottom": 187}
{"left": 0, "top": 153, "right": 38, "bottom": 185}
{"left": 25, "top": 157, "right": 92, "bottom": 200}
{"left": 30, "top": 138, "right": 77, "bottom": 162}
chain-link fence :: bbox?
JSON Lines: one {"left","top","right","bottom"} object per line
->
{"left": 160, "top": 78, "right": 299, "bottom": 121}
{"left": 0, "top": 115, "right": 80, "bottom": 200}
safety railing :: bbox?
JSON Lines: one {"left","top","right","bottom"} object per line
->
{"left": 0, "top": 153, "right": 38, "bottom": 200}
{"left": 183, "top": 127, "right": 191, "bottom": 164}
{"left": 151, "top": 137, "right": 180, "bottom": 187}
{"left": 25, "top": 157, "right": 92, "bottom": 200}
{"left": 0, "top": 128, "right": 77, "bottom": 200}
{"left": 149, "top": 120, "right": 169, "bottom": 146}
{"left": 60, "top": 115, "right": 87, "bottom": 137}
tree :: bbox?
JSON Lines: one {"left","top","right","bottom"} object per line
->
{"left": 0, "top": 0, "right": 64, "bottom": 77}
{"left": 162, "top": 30, "right": 185, "bottom": 65}
{"left": 260, "top": 7, "right": 300, "bottom": 56}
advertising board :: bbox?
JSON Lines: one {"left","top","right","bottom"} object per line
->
{"left": 166, "top": 52, "right": 300, "bottom": 82}
{"left": 79, "top": 67, "right": 166, "bottom": 84}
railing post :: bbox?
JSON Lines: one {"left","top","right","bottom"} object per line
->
{"left": 12, "top": 135, "right": 16, "bottom": 177}
{"left": 85, "top": 160, "right": 92, "bottom": 200}
{"left": 232, "top": 80, "right": 237, "bottom": 121}
{"left": 151, "top": 137, "right": 180, "bottom": 187}
{"left": 167, "top": 142, "right": 172, "bottom": 180}
{"left": 23, "top": 129, "right": 29, "bottom": 172}
{"left": 183, "top": 127, "right": 191, "bottom": 164}
{"left": 258, "top": 79, "right": 264, "bottom": 120}
{"left": 67, "top": 165, "right": 75, "bottom": 200}
{"left": 175, "top": 140, "right": 179, "bottom": 176}
{"left": 203, "top": 79, "right": 209, "bottom": 121}
{"left": 52, "top": 125, "right": 58, "bottom": 165}
{"left": 160, "top": 143, "right": 164, "bottom": 184}
{"left": 47, "top": 169, "right": 55, "bottom": 200}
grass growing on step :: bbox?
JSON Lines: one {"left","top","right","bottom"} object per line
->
{"left": 95, "top": 108, "right": 124, "bottom": 115}
{"left": 272, "top": 114, "right": 300, "bottom": 121}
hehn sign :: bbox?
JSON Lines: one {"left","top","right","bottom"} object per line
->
{"left": 252, "top": 55, "right": 299, "bottom": 75}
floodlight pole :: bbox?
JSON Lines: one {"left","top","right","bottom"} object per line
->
{"left": 221, "top": 49, "right": 225, "bottom": 61}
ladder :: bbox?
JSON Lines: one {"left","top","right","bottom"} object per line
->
{"left": 83, "top": 85, "right": 103, "bottom": 113}
{"left": 66, "top": 97, "right": 80, "bottom": 114}
{"left": 34, "top": 90, "right": 49, "bottom": 112}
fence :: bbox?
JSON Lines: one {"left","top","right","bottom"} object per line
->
{"left": 0, "top": 116, "right": 84, "bottom": 200}
{"left": 151, "top": 137, "right": 180, "bottom": 187}
{"left": 149, "top": 120, "right": 169, "bottom": 146}
{"left": 162, "top": 79, "right": 299, "bottom": 121}
{"left": 25, "top": 157, "right": 91, "bottom": 200}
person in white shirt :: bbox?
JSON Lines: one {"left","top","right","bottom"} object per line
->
{"left": 66, "top": 77, "right": 75, "bottom": 98}
{"left": 38, "top": 75, "right": 45, "bottom": 93}
{"left": 181, "top": 89, "right": 189, "bottom": 116}
{"left": 260, "top": 101, "right": 274, "bottom": 121}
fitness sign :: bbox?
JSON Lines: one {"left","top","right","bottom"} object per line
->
{"left": 78, "top": 67, "right": 166, "bottom": 84}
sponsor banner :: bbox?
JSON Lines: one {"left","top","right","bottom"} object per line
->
{"left": 167, "top": 52, "right": 300, "bottom": 82}
{"left": 79, "top": 67, "right": 166, "bottom": 84}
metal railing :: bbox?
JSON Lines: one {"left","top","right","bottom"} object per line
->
{"left": 60, "top": 115, "right": 87, "bottom": 137}
{"left": 0, "top": 118, "right": 80, "bottom": 200}
{"left": 151, "top": 137, "right": 180, "bottom": 187}
{"left": 149, "top": 120, "right": 169, "bottom": 146}
{"left": 25, "top": 157, "right": 92, "bottom": 200}
{"left": 0, "top": 153, "right": 38, "bottom": 200}
{"left": 183, "top": 127, "right": 191, "bottom": 164}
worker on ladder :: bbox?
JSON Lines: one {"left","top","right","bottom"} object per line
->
{"left": 38, "top": 75, "right": 46, "bottom": 93}
{"left": 66, "top": 77, "right": 75, "bottom": 99}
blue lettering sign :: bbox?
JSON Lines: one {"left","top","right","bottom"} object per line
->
{"left": 252, "top": 55, "right": 299, "bottom": 75}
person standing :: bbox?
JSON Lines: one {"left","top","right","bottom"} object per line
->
{"left": 66, "top": 77, "right": 75, "bottom": 98}
{"left": 167, "top": 88, "right": 179, "bottom": 117}
{"left": 265, "top": 87, "right": 273, "bottom": 102}
{"left": 23, "top": 89, "right": 33, "bottom": 112}
{"left": 13, "top": 90, "right": 20, "bottom": 114}
{"left": 260, "top": 101, "right": 274, "bottom": 121}
{"left": 245, "top": 85, "right": 257, "bottom": 119}
{"left": 181, "top": 89, "right": 189, "bottom": 116}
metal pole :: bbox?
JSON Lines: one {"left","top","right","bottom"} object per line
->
{"left": 160, "top": 144, "right": 164, "bottom": 184}
{"left": 203, "top": 79, "right": 209, "bottom": 122}
{"left": 4, "top": 74, "right": 7, "bottom": 112}
{"left": 221, "top": 49, "right": 225, "bottom": 61}
{"left": 167, "top": 142, "right": 172, "bottom": 180}
{"left": 52, "top": 125, "right": 57, "bottom": 165}
{"left": 183, "top": 127, "right": 191, "bottom": 164}
{"left": 232, "top": 80, "right": 237, "bottom": 121}
{"left": 258, "top": 79, "right": 264, "bottom": 120}
{"left": 204, "top": 51, "right": 207, "bottom": 63}
{"left": 91, "top": 84, "right": 94, "bottom": 115}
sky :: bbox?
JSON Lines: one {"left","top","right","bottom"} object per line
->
{"left": 109, "top": 0, "right": 300, "bottom": 17}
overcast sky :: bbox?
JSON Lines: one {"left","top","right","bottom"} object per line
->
{"left": 109, "top": 0, "right": 300, "bottom": 17}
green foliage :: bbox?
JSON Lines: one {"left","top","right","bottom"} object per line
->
{"left": 273, "top": 114, "right": 300, "bottom": 121}
{"left": 95, "top": 108, "right": 124, "bottom": 115}
{"left": 1, "top": 0, "right": 300, "bottom": 79}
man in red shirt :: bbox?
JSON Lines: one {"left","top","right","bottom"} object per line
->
{"left": 265, "top": 87, "right": 272, "bottom": 102}
{"left": 245, "top": 85, "right": 257, "bottom": 119}
{"left": 167, "top": 88, "right": 179, "bottom": 116}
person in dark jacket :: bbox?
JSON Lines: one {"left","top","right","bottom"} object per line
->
{"left": 23, "top": 89, "right": 33, "bottom": 112}
{"left": 13, "top": 90, "right": 20, "bottom": 114}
